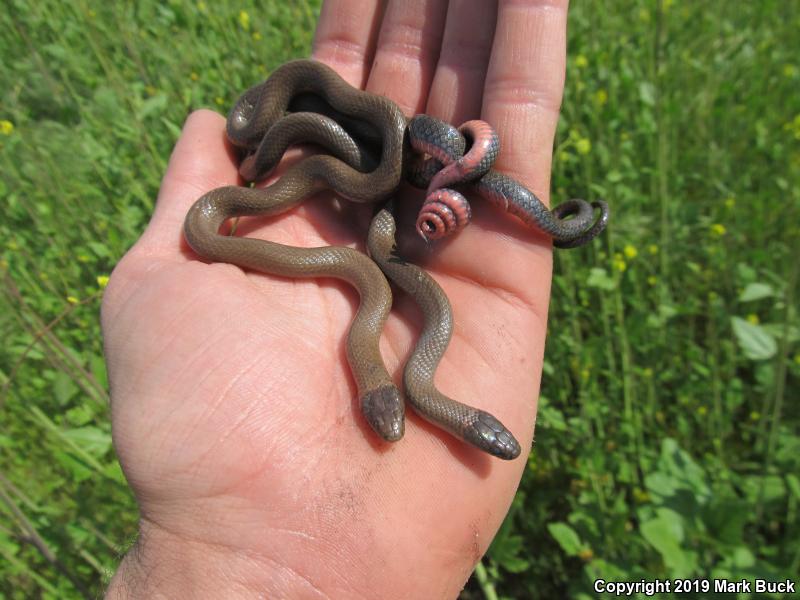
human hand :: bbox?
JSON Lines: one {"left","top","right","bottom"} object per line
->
{"left": 104, "top": 1, "right": 568, "bottom": 597}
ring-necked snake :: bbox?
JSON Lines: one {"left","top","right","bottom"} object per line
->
{"left": 183, "top": 59, "right": 608, "bottom": 459}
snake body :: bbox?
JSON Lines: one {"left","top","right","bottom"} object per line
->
{"left": 185, "top": 60, "right": 408, "bottom": 443}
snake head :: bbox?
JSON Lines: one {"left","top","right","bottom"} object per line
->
{"left": 463, "top": 411, "right": 521, "bottom": 460}
{"left": 361, "top": 385, "right": 405, "bottom": 442}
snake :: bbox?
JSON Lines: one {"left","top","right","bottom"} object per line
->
{"left": 367, "top": 202, "right": 521, "bottom": 459}
{"left": 184, "top": 60, "right": 408, "bottom": 444}
{"left": 184, "top": 58, "right": 606, "bottom": 459}
{"left": 406, "top": 114, "right": 609, "bottom": 247}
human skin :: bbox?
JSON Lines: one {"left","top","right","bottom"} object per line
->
{"left": 103, "top": 0, "right": 569, "bottom": 598}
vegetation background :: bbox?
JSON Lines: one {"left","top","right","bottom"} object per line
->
{"left": 1, "top": 0, "right": 798, "bottom": 598}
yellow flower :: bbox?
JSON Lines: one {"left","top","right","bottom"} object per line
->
{"left": 750, "top": 411, "right": 761, "bottom": 421}
{"left": 575, "top": 137, "right": 591, "bottom": 155}
{"left": 575, "top": 54, "right": 588, "bottom": 69}
{"left": 238, "top": 10, "right": 250, "bottom": 30}
{"left": 746, "top": 313, "right": 759, "bottom": 325}
{"left": 647, "top": 275, "right": 657, "bottom": 286}
{"left": 642, "top": 368, "right": 653, "bottom": 379}
{"left": 97, "top": 275, "right": 110, "bottom": 289}
{"left": 593, "top": 89, "right": 608, "bottom": 106}
{"left": 578, "top": 548, "right": 594, "bottom": 562}
{"left": 710, "top": 223, "right": 726, "bottom": 237}
{"left": 190, "top": 72, "right": 199, "bottom": 81}
{"left": 215, "top": 96, "right": 225, "bottom": 106}
{"left": 67, "top": 296, "right": 79, "bottom": 304}
{"left": 647, "top": 243, "right": 659, "bottom": 255}
{"left": 252, "top": 31, "right": 262, "bottom": 41}
{"left": 697, "top": 406, "right": 707, "bottom": 416}
{"left": 612, "top": 253, "right": 626, "bottom": 272}
{"left": 783, "top": 64, "right": 797, "bottom": 78}
{"left": 724, "top": 197, "right": 735, "bottom": 209}
{"left": 78, "top": 254, "right": 90, "bottom": 263}
{"left": 580, "top": 368, "right": 591, "bottom": 381}
{"left": 0, "top": 120, "right": 14, "bottom": 135}
{"left": 623, "top": 244, "right": 638, "bottom": 259}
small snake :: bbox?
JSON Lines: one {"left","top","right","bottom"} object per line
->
{"left": 367, "top": 203, "right": 521, "bottom": 459}
{"left": 407, "top": 115, "right": 609, "bottom": 247}
{"left": 185, "top": 60, "right": 408, "bottom": 443}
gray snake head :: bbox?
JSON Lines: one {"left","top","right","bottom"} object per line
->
{"left": 463, "top": 411, "right": 521, "bottom": 460}
{"left": 360, "top": 385, "right": 405, "bottom": 442}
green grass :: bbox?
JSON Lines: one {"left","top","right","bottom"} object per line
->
{"left": 1, "top": 1, "right": 798, "bottom": 598}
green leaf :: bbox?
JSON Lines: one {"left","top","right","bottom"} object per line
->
{"left": 731, "top": 317, "right": 777, "bottom": 360}
{"left": 488, "top": 494, "right": 531, "bottom": 573}
{"left": 786, "top": 474, "right": 800, "bottom": 499}
{"left": 658, "top": 438, "right": 711, "bottom": 502}
{"left": 640, "top": 509, "right": 697, "bottom": 577}
{"left": 539, "top": 404, "right": 568, "bottom": 431}
{"left": 639, "top": 81, "right": 656, "bottom": 106}
{"left": 65, "top": 405, "right": 95, "bottom": 426}
{"left": 586, "top": 267, "right": 616, "bottom": 291}
{"left": 61, "top": 426, "right": 112, "bottom": 458}
{"left": 53, "top": 371, "right": 79, "bottom": 405}
{"left": 743, "top": 475, "right": 786, "bottom": 504}
{"left": 139, "top": 93, "right": 168, "bottom": 119}
{"left": 645, "top": 472, "right": 678, "bottom": 498}
{"left": 703, "top": 495, "right": 749, "bottom": 545}
{"left": 738, "top": 282, "right": 774, "bottom": 302}
{"left": 548, "top": 522, "right": 583, "bottom": 556}
{"left": 90, "top": 353, "right": 109, "bottom": 389}
{"left": 161, "top": 116, "right": 183, "bottom": 140}
{"left": 87, "top": 241, "right": 110, "bottom": 258}
{"left": 103, "top": 460, "right": 128, "bottom": 485}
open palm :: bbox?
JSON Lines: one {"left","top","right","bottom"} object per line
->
{"left": 104, "top": 1, "right": 568, "bottom": 597}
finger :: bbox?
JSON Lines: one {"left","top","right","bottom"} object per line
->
{"left": 367, "top": 0, "right": 449, "bottom": 114}
{"left": 312, "top": 0, "right": 386, "bottom": 87}
{"left": 483, "top": 0, "right": 568, "bottom": 202}
{"left": 425, "top": 0, "right": 498, "bottom": 124}
{"left": 139, "top": 109, "right": 238, "bottom": 257}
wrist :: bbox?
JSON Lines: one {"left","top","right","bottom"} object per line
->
{"left": 105, "top": 518, "right": 285, "bottom": 599}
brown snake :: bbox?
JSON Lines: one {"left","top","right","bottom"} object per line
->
{"left": 184, "top": 59, "right": 521, "bottom": 459}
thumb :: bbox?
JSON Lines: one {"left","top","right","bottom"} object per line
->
{"left": 139, "top": 109, "right": 239, "bottom": 259}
